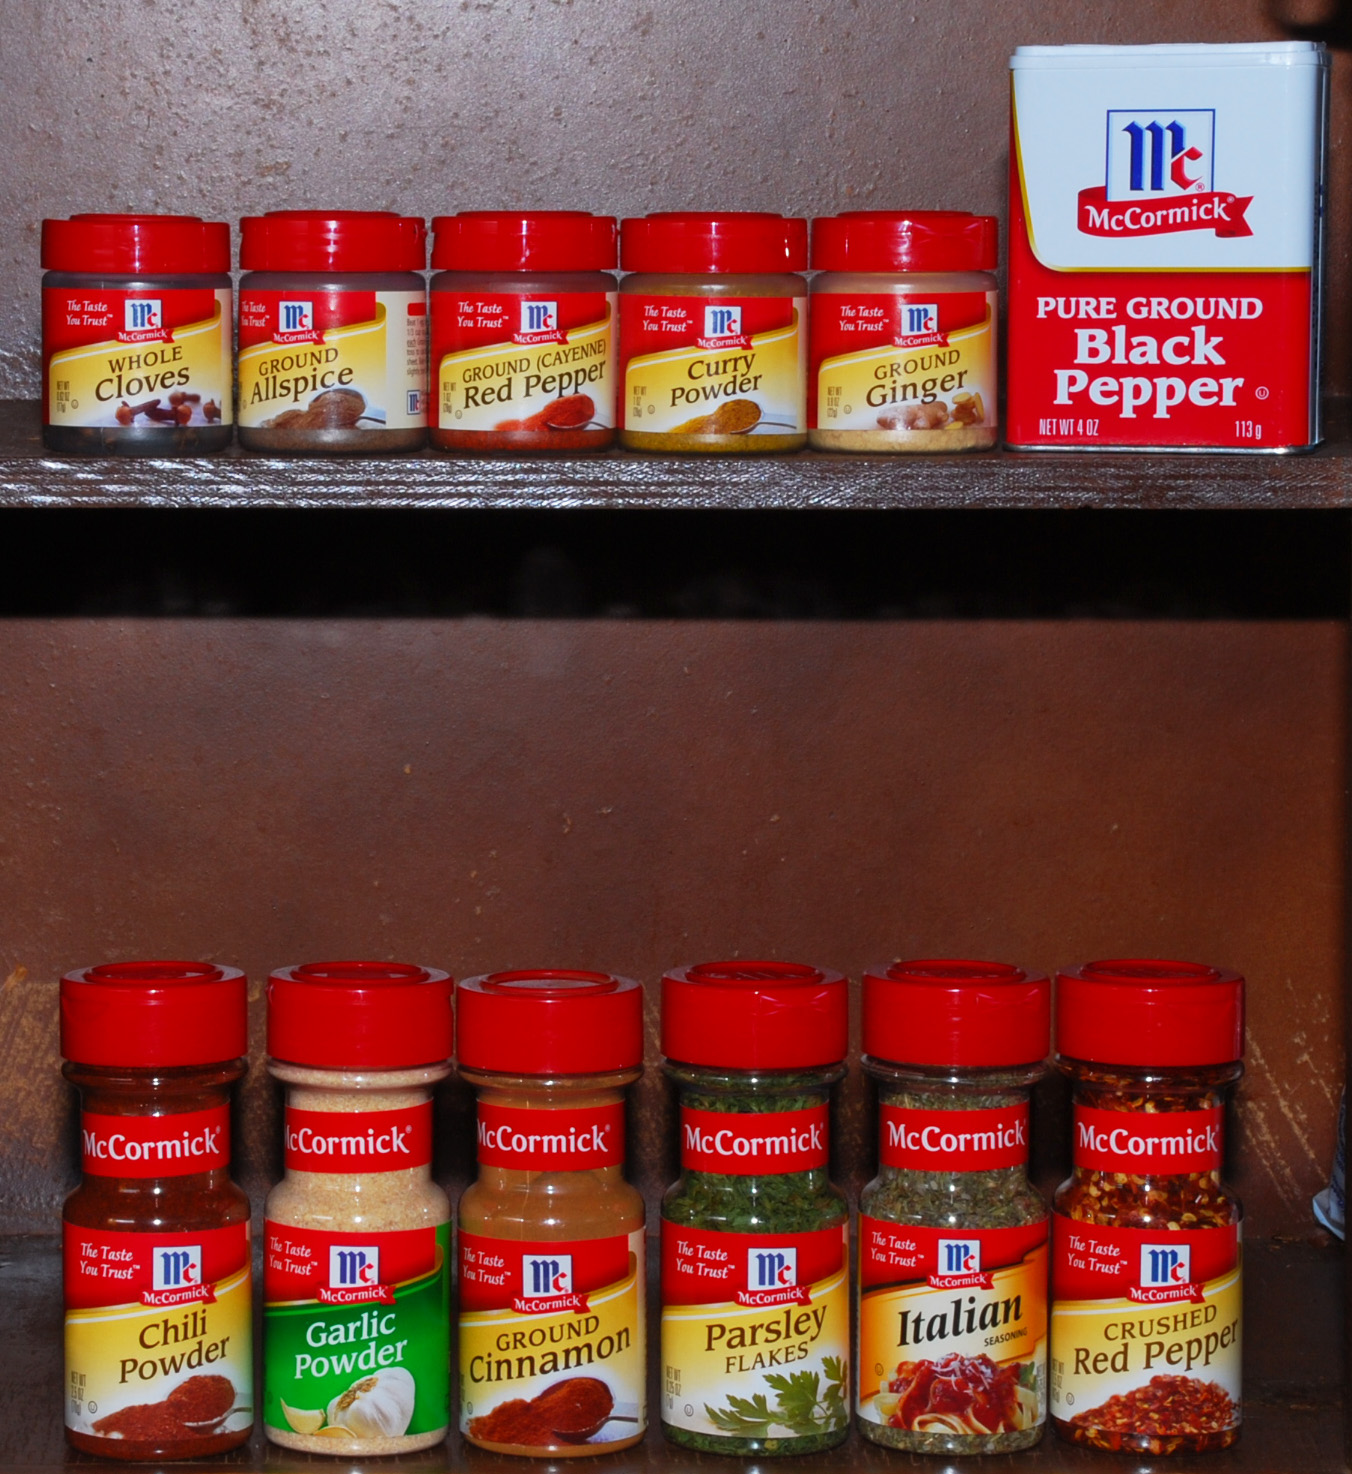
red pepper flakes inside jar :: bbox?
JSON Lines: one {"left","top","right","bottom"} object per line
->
{"left": 1049, "top": 959, "right": 1244, "bottom": 1456}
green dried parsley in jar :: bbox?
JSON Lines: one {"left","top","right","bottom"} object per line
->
{"left": 858, "top": 960, "right": 1050, "bottom": 1455}
{"left": 659, "top": 961, "right": 850, "bottom": 1457}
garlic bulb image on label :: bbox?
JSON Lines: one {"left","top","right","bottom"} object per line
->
{"left": 327, "top": 1368, "right": 416, "bottom": 1439}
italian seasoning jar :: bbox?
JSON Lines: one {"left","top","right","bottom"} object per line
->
{"left": 61, "top": 961, "right": 253, "bottom": 1460}
{"left": 41, "top": 214, "right": 233, "bottom": 454}
{"left": 457, "top": 970, "right": 646, "bottom": 1456}
{"left": 618, "top": 213, "right": 808, "bottom": 452}
{"left": 858, "top": 960, "right": 1050, "bottom": 1454}
{"left": 660, "top": 961, "right": 849, "bottom": 1456}
{"left": 237, "top": 211, "right": 427, "bottom": 452}
{"left": 430, "top": 212, "right": 618, "bottom": 452}
{"left": 263, "top": 961, "right": 454, "bottom": 1455}
{"left": 809, "top": 211, "right": 998, "bottom": 451}
{"left": 1050, "top": 960, "right": 1244, "bottom": 1455}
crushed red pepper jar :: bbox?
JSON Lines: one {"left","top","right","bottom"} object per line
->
{"left": 1050, "top": 959, "right": 1244, "bottom": 1455}
{"left": 60, "top": 960, "right": 252, "bottom": 1461}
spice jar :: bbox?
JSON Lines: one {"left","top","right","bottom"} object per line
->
{"left": 660, "top": 960, "right": 849, "bottom": 1456}
{"left": 858, "top": 959, "right": 1050, "bottom": 1454}
{"left": 61, "top": 960, "right": 252, "bottom": 1460}
{"left": 1050, "top": 959, "right": 1244, "bottom": 1455}
{"left": 619, "top": 213, "right": 808, "bottom": 452}
{"left": 263, "top": 960, "right": 453, "bottom": 1455}
{"left": 430, "top": 213, "right": 617, "bottom": 453}
{"left": 809, "top": 211, "right": 998, "bottom": 451}
{"left": 41, "top": 214, "right": 232, "bottom": 455}
{"left": 238, "top": 211, "right": 427, "bottom": 453}
{"left": 457, "top": 969, "right": 646, "bottom": 1456}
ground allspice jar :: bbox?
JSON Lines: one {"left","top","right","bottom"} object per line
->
{"left": 660, "top": 961, "right": 850, "bottom": 1455}
{"left": 809, "top": 211, "right": 998, "bottom": 451}
{"left": 858, "top": 959, "right": 1050, "bottom": 1454}
{"left": 41, "top": 214, "right": 233, "bottom": 454}
{"left": 61, "top": 961, "right": 253, "bottom": 1460}
{"left": 619, "top": 213, "right": 808, "bottom": 452}
{"left": 430, "top": 212, "right": 617, "bottom": 453}
{"left": 1050, "top": 959, "right": 1244, "bottom": 1455}
{"left": 237, "top": 211, "right": 427, "bottom": 452}
{"left": 457, "top": 969, "right": 646, "bottom": 1456}
{"left": 263, "top": 961, "right": 454, "bottom": 1455}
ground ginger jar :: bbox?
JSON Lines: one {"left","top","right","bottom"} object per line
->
{"left": 809, "top": 211, "right": 998, "bottom": 451}
{"left": 858, "top": 960, "right": 1050, "bottom": 1454}
{"left": 263, "top": 960, "right": 454, "bottom": 1455}
{"left": 660, "top": 961, "right": 850, "bottom": 1456}
{"left": 1050, "top": 959, "right": 1244, "bottom": 1455}
{"left": 619, "top": 213, "right": 808, "bottom": 452}
{"left": 457, "top": 969, "right": 646, "bottom": 1456}
{"left": 61, "top": 961, "right": 253, "bottom": 1461}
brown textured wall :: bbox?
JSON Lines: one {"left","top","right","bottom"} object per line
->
{"left": 0, "top": 618, "right": 1342, "bottom": 1237}
{"left": 1, "top": 0, "right": 1346, "bottom": 399}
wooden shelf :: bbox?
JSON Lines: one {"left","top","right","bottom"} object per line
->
{"left": 4, "top": 402, "right": 1352, "bottom": 511}
{"left": 1, "top": 1234, "right": 1339, "bottom": 1472}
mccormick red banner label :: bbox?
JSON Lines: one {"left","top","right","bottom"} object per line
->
{"left": 879, "top": 1103, "right": 1028, "bottom": 1172}
{"left": 265, "top": 1220, "right": 440, "bottom": 1307}
{"left": 1072, "top": 1105, "right": 1222, "bottom": 1176}
{"left": 81, "top": 1105, "right": 230, "bottom": 1178}
{"left": 284, "top": 1102, "right": 432, "bottom": 1173}
{"left": 65, "top": 1221, "right": 249, "bottom": 1311}
{"left": 680, "top": 1104, "right": 828, "bottom": 1175}
{"left": 475, "top": 1101, "right": 624, "bottom": 1171}
{"left": 1007, "top": 43, "right": 1326, "bottom": 450}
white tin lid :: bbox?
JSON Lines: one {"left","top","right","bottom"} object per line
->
{"left": 1012, "top": 42, "right": 1327, "bottom": 70}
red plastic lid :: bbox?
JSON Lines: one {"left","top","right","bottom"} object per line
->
{"left": 239, "top": 211, "right": 426, "bottom": 272}
{"left": 662, "top": 960, "right": 847, "bottom": 1069}
{"left": 1057, "top": 959, "right": 1245, "bottom": 1067}
{"left": 42, "top": 214, "right": 230, "bottom": 275}
{"left": 621, "top": 212, "right": 808, "bottom": 274}
{"left": 863, "top": 959, "right": 1049, "bottom": 1068}
{"left": 431, "top": 212, "right": 617, "bottom": 272}
{"left": 267, "top": 961, "right": 453, "bottom": 1069}
{"left": 61, "top": 961, "right": 247, "bottom": 1068}
{"left": 811, "top": 211, "right": 998, "bottom": 273}
{"left": 457, "top": 970, "right": 642, "bottom": 1074}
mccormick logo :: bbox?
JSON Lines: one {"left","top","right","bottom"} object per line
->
{"left": 1079, "top": 108, "right": 1251, "bottom": 239}
{"left": 1129, "top": 1242, "right": 1204, "bottom": 1305}
{"left": 513, "top": 298, "right": 566, "bottom": 345}
{"left": 522, "top": 1253, "right": 572, "bottom": 1298}
{"left": 735, "top": 1246, "right": 811, "bottom": 1307}
{"left": 143, "top": 1242, "right": 216, "bottom": 1306}
{"left": 330, "top": 1245, "right": 379, "bottom": 1289}
{"left": 894, "top": 302, "right": 948, "bottom": 350}
{"left": 928, "top": 1237, "right": 994, "bottom": 1291}
{"left": 125, "top": 299, "right": 161, "bottom": 332}
{"left": 276, "top": 299, "right": 323, "bottom": 343}
{"left": 698, "top": 303, "right": 752, "bottom": 351}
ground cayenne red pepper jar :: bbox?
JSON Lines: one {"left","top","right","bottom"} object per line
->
{"left": 61, "top": 961, "right": 252, "bottom": 1460}
{"left": 264, "top": 961, "right": 454, "bottom": 1455}
{"left": 660, "top": 961, "right": 850, "bottom": 1455}
{"left": 858, "top": 960, "right": 1049, "bottom": 1453}
{"left": 238, "top": 211, "right": 427, "bottom": 452}
{"left": 41, "top": 214, "right": 233, "bottom": 454}
{"left": 1051, "top": 959, "right": 1244, "bottom": 1454}
{"left": 619, "top": 213, "right": 808, "bottom": 452}
{"left": 457, "top": 970, "right": 646, "bottom": 1456}
{"left": 809, "top": 212, "right": 998, "bottom": 451}
{"left": 430, "top": 213, "right": 618, "bottom": 453}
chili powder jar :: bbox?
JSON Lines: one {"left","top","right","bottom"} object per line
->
{"left": 809, "top": 211, "right": 998, "bottom": 451}
{"left": 263, "top": 961, "right": 454, "bottom": 1455}
{"left": 237, "top": 211, "right": 427, "bottom": 452}
{"left": 1050, "top": 959, "right": 1244, "bottom": 1455}
{"left": 41, "top": 214, "right": 233, "bottom": 455}
{"left": 858, "top": 960, "right": 1050, "bottom": 1453}
{"left": 430, "top": 212, "right": 617, "bottom": 453}
{"left": 457, "top": 969, "right": 646, "bottom": 1456}
{"left": 61, "top": 960, "right": 252, "bottom": 1460}
{"left": 660, "top": 961, "right": 850, "bottom": 1456}
{"left": 619, "top": 213, "right": 808, "bottom": 452}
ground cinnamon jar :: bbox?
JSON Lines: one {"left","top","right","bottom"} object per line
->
{"left": 61, "top": 960, "right": 252, "bottom": 1461}
{"left": 430, "top": 212, "right": 617, "bottom": 452}
{"left": 619, "top": 213, "right": 808, "bottom": 451}
{"left": 264, "top": 961, "right": 454, "bottom": 1455}
{"left": 858, "top": 960, "right": 1049, "bottom": 1454}
{"left": 457, "top": 969, "right": 646, "bottom": 1457}
{"left": 237, "top": 211, "right": 427, "bottom": 452}
{"left": 1050, "top": 959, "right": 1244, "bottom": 1455}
